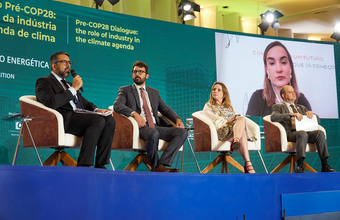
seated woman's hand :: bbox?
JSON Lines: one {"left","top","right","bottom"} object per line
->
{"left": 227, "top": 118, "right": 235, "bottom": 124}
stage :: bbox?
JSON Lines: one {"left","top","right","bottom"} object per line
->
{"left": 1, "top": 166, "right": 340, "bottom": 220}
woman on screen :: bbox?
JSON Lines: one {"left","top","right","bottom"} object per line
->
{"left": 246, "top": 41, "right": 311, "bottom": 116}
{"left": 203, "top": 82, "right": 256, "bottom": 173}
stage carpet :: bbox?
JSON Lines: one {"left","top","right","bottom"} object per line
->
{"left": 1, "top": 165, "right": 340, "bottom": 220}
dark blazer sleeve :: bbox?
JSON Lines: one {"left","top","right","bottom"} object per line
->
{"left": 271, "top": 104, "right": 291, "bottom": 122}
{"left": 113, "top": 85, "right": 137, "bottom": 117}
{"left": 147, "top": 86, "right": 180, "bottom": 124}
{"left": 157, "top": 95, "right": 180, "bottom": 124}
{"left": 35, "top": 74, "right": 97, "bottom": 111}
{"left": 35, "top": 75, "right": 74, "bottom": 110}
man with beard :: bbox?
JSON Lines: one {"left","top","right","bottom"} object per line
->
{"left": 35, "top": 51, "right": 116, "bottom": 168}
{"left": 114, "top": 61, "right": 187, "bottom": 172}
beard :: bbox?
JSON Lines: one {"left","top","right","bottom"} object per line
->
{"left": 56, "top": 68, "right": 70, "bottom": 78}
{"left": 133, "top": 76, "right": 146, "bottom": 85}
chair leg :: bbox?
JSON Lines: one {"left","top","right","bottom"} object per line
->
{"left": 202, "top": 153, "right": 245, "bottom": 173}
{"left": 289, "top": 155, "right": 296, "bottom": 173}
{"left": 225, "top": 154, "right": 245, "bottom": 173}
{"left": 109, "top": 159, "right": 115, "bottom": 170}
{"left": 221, "top": 159, "right": 226, "bottom": 173}
{"left": 201, "top": 155, "right": 224, "bottom": 173}
{"left": 303, "top": 161, "right": 317, "bottom": 173}
{"left": 270, "top": 155, "right": 294, "bottom": 173}
{"left": 124, "top": 154, "right": 143, "bottom": 171}
{"left": 257, "top": 150, "right": 268, "bottom": 173}
{"left": 60, "top": 151, "right": 77, "bottom": 167}
{"left": 141, "top": 155, "right": 152, "bottom": 171}
{"left": 124, "top": 153, "right": 152, "bottom": 171}
{"left": 43, "top": 151, "right": 77, "bottom": 167}
{"left": 43, "top": 151, "right": 61, "bottom": 166}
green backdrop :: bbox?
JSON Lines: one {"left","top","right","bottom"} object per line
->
{"left": 0, "top": 0, "right": 339, "bottom": 173}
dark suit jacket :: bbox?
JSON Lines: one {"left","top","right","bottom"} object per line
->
{"left": 271, "top": 103, "right": 320, "bottom": 133}
{"left": 35, "top": 73, "right": 97, "bottom": 131}
{"left": 113, "top": 84, "right": 180, "bottom": 125}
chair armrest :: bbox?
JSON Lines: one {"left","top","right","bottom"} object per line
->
{"left": 245, "top": 117, "right": 261, "bottom": 150}
{"left": 192, "top": 111, "right": 217, "bottom": 152}
{"left": 158, "top": 112, "right": 176, "bottom": 127}
{"left": 318, "top": 125, "right": 326, "bottom": 139}
{"left": 263, "top": 115, "right": 288, "bottom": 152}
{"left": 111, "top": 111, "right": 136, "bottom": 150}
{"left": 20, "top": 95, "right": 65, "bottom": 147}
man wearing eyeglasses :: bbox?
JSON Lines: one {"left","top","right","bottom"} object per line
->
{"left": 35, "top": 51, "right": 116, "bottom": 168}
{"left": 114, "top": 61, "right": 187, "bottom": 172}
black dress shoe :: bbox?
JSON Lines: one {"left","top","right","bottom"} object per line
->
{"left": 94, "top": 165, "right": 107, "bottom": 169}
{"left": 321, "top": 165, "right": 336, "bottom": 172}
{"left": 296, "top": 165, "right": 307, "bottom": 173}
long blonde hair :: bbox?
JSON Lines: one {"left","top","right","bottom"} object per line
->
{"left": 208, "top": 82, "right": 232, "bottom": 108}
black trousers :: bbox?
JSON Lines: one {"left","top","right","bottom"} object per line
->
{"left": 66, "top": 113, "right": 116, "bottom": 167}
{"left": 139, "top": 125, "right": 188, "bottom": 170}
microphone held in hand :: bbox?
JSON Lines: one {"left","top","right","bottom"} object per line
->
{"left": 70, "top": 69, "right": 83, "bottom": 92}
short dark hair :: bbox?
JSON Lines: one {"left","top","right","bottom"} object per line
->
{"left": 50, "top": 51, "right": 69, "bottom": 66}
{"left": 132, "top": 61, "right": 148, "bottom": 74}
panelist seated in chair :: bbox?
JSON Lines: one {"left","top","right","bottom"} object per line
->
{"left": 114, "top": 61, "right": 187, "bottom": 173}
{"left": 271, "top": 85, "right": 335, "bottom": 173}
{"left": 202, "top": 82, "right": 257, "bottom": 173}
{"left": 35, "top": 51, "right": 116, "bottom": 168}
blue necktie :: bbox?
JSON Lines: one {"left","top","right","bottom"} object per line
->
{"left": 61, "top": 79, "right": 82, "bottom": 109}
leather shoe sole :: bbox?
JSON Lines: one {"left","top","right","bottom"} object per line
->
{"left": 152, "top": 165, "right": 179, "bottom": 173}
{"left": 167, "top": 168, "right": 179, "bottom": 173}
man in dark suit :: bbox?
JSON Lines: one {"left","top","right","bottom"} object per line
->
{"left": 271, "top": 85, "right": 335, "bottom": 173}
{"left": 35, "top": 51, "right": 115, "bottom": 168}
{"left": 114, "top": 61, "right": 187, "bottom": 172}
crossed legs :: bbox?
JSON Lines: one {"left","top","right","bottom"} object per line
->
{"left": 227, "top": 117, "right": 255, "bottom": 173}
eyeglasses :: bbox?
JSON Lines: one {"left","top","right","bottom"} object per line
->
{"left": 132, "top": 70, "right": 146, "bottom": 74}
{"left": 55, "top": 60, "right": 73, "bottom": 65}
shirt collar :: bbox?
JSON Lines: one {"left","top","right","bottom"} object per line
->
{"left": 283, "top": 101, "right": 294, "bottom": 107}
{"left": 134, "top": 83, "right": 146, "bottom": 91}
{"left": 51, "top": 71, "right": 62, "bottom": 82}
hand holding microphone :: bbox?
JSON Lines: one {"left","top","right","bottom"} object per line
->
{"left": 71, "top": 69, "right": 83, "bottom": 92}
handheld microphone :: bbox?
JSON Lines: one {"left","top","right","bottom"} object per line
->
{"left": 70, "top": 69, "right": 83, "bottom": 92}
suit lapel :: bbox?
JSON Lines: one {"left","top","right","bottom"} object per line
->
{"left": 295, "top": 104, "right": 303, "bottom": 114}
{"left": 49, "top": 73, "right": 64, "bottom": 92}
{"left": 282, "top": 104, "right": 290, "bottom": 114}
{"left": 49, "top": 73, "right": 83, "bottom": 109}
{"left": 131, "top": 84, "right": 141, "bottom": 110}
